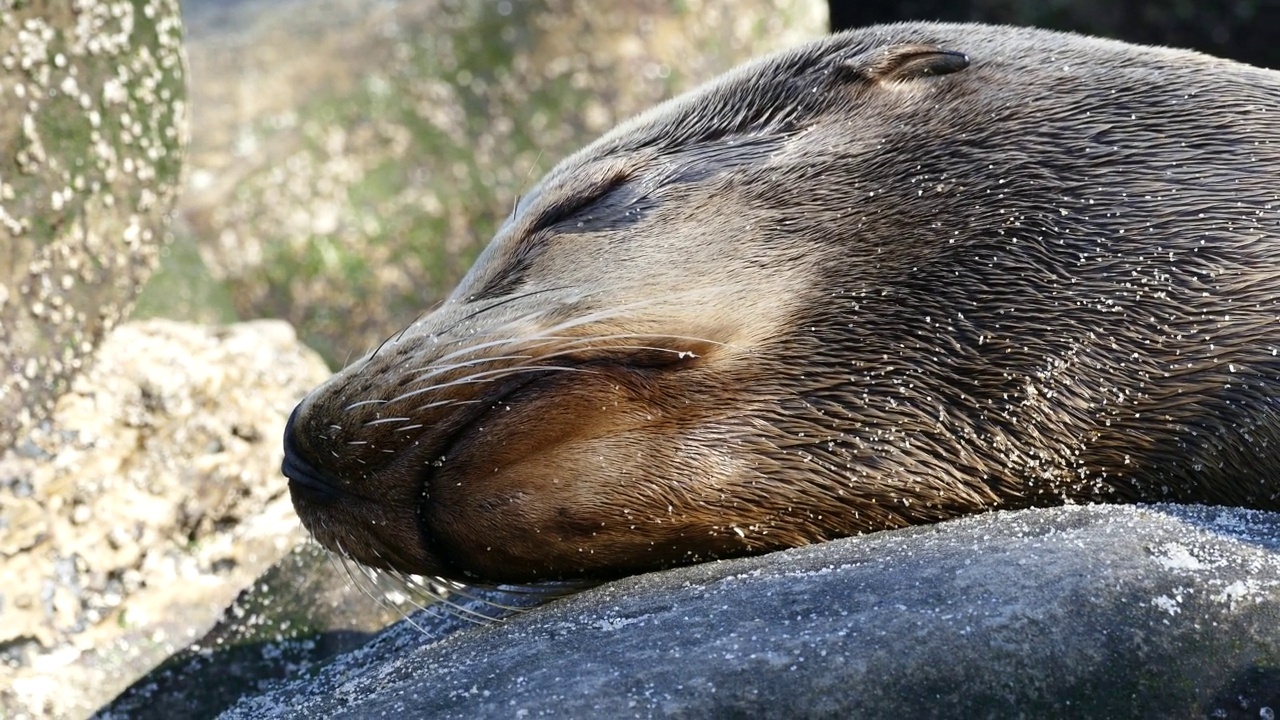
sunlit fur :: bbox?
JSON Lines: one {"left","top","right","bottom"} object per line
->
{"left": 284, "top": 22, "right": 1280, "bottom": 587}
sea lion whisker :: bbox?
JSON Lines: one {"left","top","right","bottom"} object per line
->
{"left": 530, "top": 332, "right": 727, "bottom": 355}
{"left": 430, "top": 304, "right": 560, "bottom": 348}
{"left": 362, "top": 416, "right": 413, "bottom": 428}
{"left": 385, "top": 364, "right": 599, "bottom": 406}
{"left": 358, "top": 572, "right": 466, "bottom": 637}
{"left": 392, "top": 302, "right": 445, "bottom": 344}
{"left": 511, "top": 149, "right": 545, "bottom": 219}
{"left": 365, "top": 302, "right": 450, "bottom": 363}
{"left": 349, "top": 568, "right": 456, "bottom": 634}
{"left": 398, "top": 353, "right": 537, "bottom": 385}
{"left": 419, "top": 299, "right": 716, "bottom": 372}
{"left": 373, "top": 308, "right": 563, "bottom": 370}
{"left": 347, "top": 558, "right": 390, "bottom": 607}
{"left": 393, "top": 579, "right": 510, "bottom": 624}
{"left": 453, "top": 578, "right": 597, "bottom": 599}
{"left": 405, "top": 398, "right": 466, "bottom": 414}
{"left": 343, "top": 399, "right": 388, "bottom": 412}
{"left": 425, "top": 320, "right": 706, "bottom": 364}
{"left": 412, "top": 398, "right": 484, "bottom": 415}
{"left": 329, "top": 539, "right": 380, "bottom": 603}
{"left": 382, "top": 371, "right": 525, "bottom": 405}
{"left": 388, "top": 599, "right": 454, "bottom": 634}
{"left": 368, "top": 330, "right": 401, "bottom": 364}
{"left": 563, "top": 331, "right": 726, "bottom": 347}
{"left": 528, "top": 344, "right": 704, "bottom": 364}
{"left": 522, "top": 301, "right": 673, "bottom": 337}
{"left": 523, "top": 289, "right": 730, "bottom": 335}
{"left": 416, "top": 585, "right": 525, "bottom": 616}
{"left": 326, "top": 551, "right": 365, "bottom": 596}
{"left": 371, "top": 574, "right": 464, "bottom": 625}
{"left": 394, "top": 575, "right": 520, "bottom": 617}
{"left": 444, "top": 285, "right": 580, "bottom": 331}
{"left": 427, "top": 335, "right": 565, "bottom": 368}
{"left": 393, "top": 367, "right": 594, "bottom": 407}
{"left": 466, "top": 300, "right": 583, "bottom": 338}
{"left": 440, "top": 364, "right": 600, "bottom": 387}
{"left": 397, "top": 574, "right": 579, "bottom": 619}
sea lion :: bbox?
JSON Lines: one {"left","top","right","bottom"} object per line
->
{"left": 282, "top": 22, "right": 1280, "bottom": 585}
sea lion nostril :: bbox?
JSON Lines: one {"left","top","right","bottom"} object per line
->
{"left": 282, "top": 401, "right": 344, "bottom": 506}
{"left": 283, "top": 453, "right": 343, "bottom": 506}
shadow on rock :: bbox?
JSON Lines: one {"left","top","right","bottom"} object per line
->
{"left": 98, "top": 543, "right": 397, "bottom": 719}
{"left": 1205, "top": 665, "right": 1280, "bottom": 719}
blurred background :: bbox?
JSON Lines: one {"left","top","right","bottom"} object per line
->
{"left": 144, "top": 0, "right": 826, "bottom": 366}
{"left": 150, "top": 0, "right": 1280, "bottom": 372}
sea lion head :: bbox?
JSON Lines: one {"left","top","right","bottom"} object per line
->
{"left": 283, "top": 23, "right": 1280, "bottom": 584}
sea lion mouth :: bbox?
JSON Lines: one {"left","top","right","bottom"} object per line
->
{"left": 430, "top": 340, "right": 705, "bottom": 478}
{"left": 416, "top": 338, "right": 721, "bottom": 583}
{"left": 427, "top": 364, "right": 557, "bottom": 471}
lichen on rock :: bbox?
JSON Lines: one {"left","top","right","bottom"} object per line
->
{"left": 0, "top": 0, "right": 188, "bottom": 451}
{"left": 0, "top": 319, "right": 330, "bottom": 720}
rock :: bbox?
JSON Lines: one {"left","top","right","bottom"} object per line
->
{"left": 99, "top": 543, "right": 552, "bottom": 719}
{"left": 0, "top": 0, "right": 188, "bottom": 451}
{"left": 217, "top": 505, "right": 1279, "bottom": 718}
{"left": 0, "top": 319, "right": 330, "bottom": 720}
{"left": 99, "top": 543, "right": 406, "bottom": 719}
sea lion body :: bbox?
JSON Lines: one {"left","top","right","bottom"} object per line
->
{"left": 283, "top": 22, "right": 1280, "bottom": 584}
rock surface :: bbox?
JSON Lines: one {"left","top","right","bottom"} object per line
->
{"left": 0, "top": 0, "right": 188, "bottom": 450}
{"left": 98, "top": 542, "right": 418, "bottom": 719}
{"left": 99, "top": 543, "right": 555, "bottom": 719}
{"left": 218, "top": 505, "right": 1280, "bottom": 719}
{"left": 0, "top": 319, "right": 330, "bottom": 720}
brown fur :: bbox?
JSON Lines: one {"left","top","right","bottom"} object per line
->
{"left": 283, "top": 22, "right": 1280, "bottom": 584}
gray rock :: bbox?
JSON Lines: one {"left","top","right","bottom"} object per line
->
{"left": 222, "top": 504, "right": 1280, "bottom": 719}
{"left": 98, "top": 543, "right": 409, "bottom": 720}
{"left": 0, "top": 0, "right": 188, "bottom": 451}
{"left": 99, "top": 543, "right": 558, "bottom": 720}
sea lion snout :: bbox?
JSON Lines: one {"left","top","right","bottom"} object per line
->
{"left": 284, "top": 22, "right": 1280, "bottom": 585}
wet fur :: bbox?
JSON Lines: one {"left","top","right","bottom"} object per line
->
{"left": 284, "top": 22, "right": 1280, "bottom": 584}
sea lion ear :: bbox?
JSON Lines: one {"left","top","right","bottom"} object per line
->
{"left": 837, "top": 43, "right": 970, "bottom": 83}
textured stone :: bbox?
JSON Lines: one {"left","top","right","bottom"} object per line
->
{"left": 221, "top": 505, "right": 1280, "bottom": 719}
{"left": 99, "top": 542, "right": 528, "bottom": 719}
{"left": 0, "top": 319, "right": 329, "bottom": 720}
{"left": 0, "top": 0, "right": 188, "bottom": 450}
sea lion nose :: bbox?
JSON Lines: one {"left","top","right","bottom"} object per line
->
{"left": 281, "top": 402, "right": 344, "bottom": 506}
